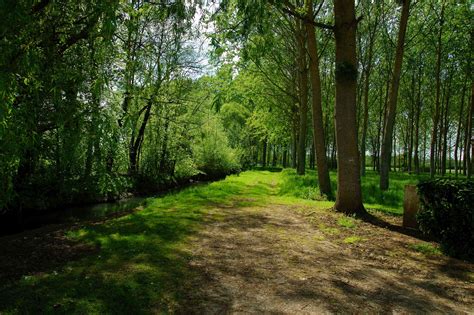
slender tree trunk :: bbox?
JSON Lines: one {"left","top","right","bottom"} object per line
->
{"left": 272, "top": 145, "right": 277, "bottom": 167}
{"left": 305, "top": 0, "right": 332, "bottom": 196}
{"left": 414, "top": 61, "right": 422, "bottom": 174}
{"left": 296, "top": 20, "right": 309, "bottom": 175}
{"left": 292, "top": 117, "right": 298, "bottom": 168}
{"left": 455, "top": 83, "right": 466, "bottom": 176}
{"left": 309, "top": 142, "right": 315, "bottom": 169}
{"left": 441, "top": 76, "right": 452, "bottom": 176}
{"left": 333, "top": 0, "right": 365, "bottom": 215}
{"left": 380, "top": 0, "right": 410, "bottom": 190}
{"left": 129, "top": 102, "right": 152, "bottom": 175}
{"left": 283, "top": 148, "right": 288, "bottom": 168}
{"left": 430, "top": 2, "right": 445, "bottom": 178}
{"left": 408, "top": 73, "right": 415, "bottom": 172}
{"left": 262, "top": 138, "right": 268, "bottom": 167}
{"left": 360, "top": 15, "right": 378, "bottom": 176}
{"left": 466, "top": 83, "right": 474, "bottom": 178}
{"left": 159, "top": 117, "right": 170, "bottom": 173}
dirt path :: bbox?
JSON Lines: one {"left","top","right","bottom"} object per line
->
{"left": 179, "top": 203, "right": 474, "bottom": 314}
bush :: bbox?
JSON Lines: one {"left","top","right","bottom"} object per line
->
{"left": 416, "top": 179, "right": 474, "bottom": 260}
{"left": 193, "top": 119, "right": 241, "bottom": 179}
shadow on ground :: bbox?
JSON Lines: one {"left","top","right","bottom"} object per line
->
{"left": 1, "top": 171, "right": 472, "bottom": 314}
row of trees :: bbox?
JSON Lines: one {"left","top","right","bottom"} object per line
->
{"left": 210, "top": 0, "right": 473, "bottom": 214}
{"left": 0, "top": 0, "right": 472, "bottom": 219}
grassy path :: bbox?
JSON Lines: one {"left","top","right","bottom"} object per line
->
{"left": 0, "top": 171, "right": 473, "bottom": 314}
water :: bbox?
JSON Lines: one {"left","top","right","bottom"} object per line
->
{"left": 55, "top": 197, "right": 147, "bottom": 221}
{"left": 24, "top": 197, "right": 148, "bottom": 229}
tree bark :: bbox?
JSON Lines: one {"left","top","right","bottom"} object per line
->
{"left": 296, "top": 20, "right": 309, "bottom": 175}
{"left": 380, "top": 0, "right": 410, "bottom": 190}
{"left": 430, "top": 2, "right": 445, "bottom": 178}
{"left": 441, "top": 75, "right": 453, "bottom": 176}
{"left": 466, "top": 83, "right": 474, "bottom": 178}
{"left": 333, "top": 0, "right": 365, "bottom": 215}
{"left": 305, "top": 0, "right": 332, "bottom": 196}
{"left": 454, "top": 83, "right": 466, "bottom": 176}
{"left": 262, "top": 138, "right": 268, "bottom": 167}
{"left": 360, "top": 33, "right": 375, "bottom": 176}
{"left": 129, "top": 102, "right": 152, "bottom": 175}
{"left": 292, "top": 116, "right": 298, "bottom": 168}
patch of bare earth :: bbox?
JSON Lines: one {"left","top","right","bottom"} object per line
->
{"left": 179, "top": 203, "right": 474, "bottom": 314}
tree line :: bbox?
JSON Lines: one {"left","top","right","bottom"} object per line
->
{"left": 0, "top": 0, "right": 472, "bottom": 221}
{"left": 211, "top": 0, "right": 472, "bottom": 214}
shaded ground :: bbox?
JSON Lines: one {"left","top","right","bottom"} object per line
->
{"left": 0, "top": 171, "right": 473, "bottom": 314}
{"left": 181, "top": 204, "right": 473, "bottom": 314}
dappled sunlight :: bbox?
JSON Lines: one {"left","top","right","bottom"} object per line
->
{"left": 1, "top": 170, "right": 472, "bottom": 313}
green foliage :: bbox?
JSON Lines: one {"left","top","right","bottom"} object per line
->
{"left": 417, "top": 179, "right": 474, "bottom": 260}
{"left": 194, "top": 118, "right": 241, "bottom": 179}
{"left": 278, "top": 169, "right": 329, "bottom": 201}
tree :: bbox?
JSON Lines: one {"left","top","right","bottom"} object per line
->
{"left": 430, "top": 1, "right": 446, "bottom": 178}
{"left": 304, "top": 0, "right": 332, "bottom": 197}
{"left": 379, "top": 0, "right": 411, "bottom": 190}
{"left": 333, "top": 0, "right": 365, "bottom": 215}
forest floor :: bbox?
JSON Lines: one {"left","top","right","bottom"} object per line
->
{"left": 0, "top": 170, "right": 473, "bottom": 314}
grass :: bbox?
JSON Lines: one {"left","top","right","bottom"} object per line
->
{"left": 343, "top": 236, "right": 366, "bottom": 244}
{"left": 278, "top": 168, "right": 428, "bottom": 215}
{"left": 409, "top": 242, "right": 442, "bottom": 256}
{"left": 0, "top": 169, "right": 426, "bottom": 313}
{"left": 0, "top": 171, "right": 304, "bottom": 314}
{"left": 337, "top": 217, "right": 356, "bottom": 228}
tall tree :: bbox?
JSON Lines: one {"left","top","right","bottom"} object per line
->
{"left": 430, "top": 1, "right": 446, "bottom": 178}
{"left": 296, "top": 19, "right": 309, "bottom": 175}
{"left": 379, "top": 0, "right": 411, "bottom": 190}
{"left": 333, "top": 0, "right": 365, "bottom": 215}
{"left": 304, "top": 0, "right": 332, "bottom": 196}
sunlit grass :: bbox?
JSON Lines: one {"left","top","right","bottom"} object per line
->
{"left": 278, "top": 168, "right": 426, "bottom": 215}
{"left": 0, "top": 169, "right": 423, "bottom": 313}
{"left": 409, "top": 242, "right": 442, "bottom": 256}
{"left": 343, "top": 236, "right": 366, "bottom": 244}
{"left": 337, "top": 217, "right": 356, "bottom": 228}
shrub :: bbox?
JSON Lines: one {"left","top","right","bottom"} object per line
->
{"left": 416, "top": 179, "right": 474, "bottom": 260}
{"left": 193, "top": 120, "right": 241, "bottom": 179}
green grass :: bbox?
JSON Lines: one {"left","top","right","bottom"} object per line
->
{"left": 0, "top": 171, "right": 305, "bottom": 314}
{"left": 409, "top": 242, "right": 442, "bottom": 256}
{"left": 0, "top": 169, "right": 426, "bottom": 313}
{"left": 343, "top": 236, "right": 366, "bottom": 244}
{"left": 337, "top": 217, "right": 356, "bottom": 228}
{"left": 278, "top": 168, "right": 427, "bottom": 215}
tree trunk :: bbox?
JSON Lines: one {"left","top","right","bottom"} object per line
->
{"left": 262, "top": 138, "right": 268, "bottom": 167}
{"left": 283, "top": 148, "right": 288, "bottom": 168}
{"left": 441, "top": 75, "right": 452, "bottom": 176}
{"left": 333, "top": 0, "right": 365, "bottom": 215}
{"left": 454, "top": 83, "right": 466, "bottom": 176}
{"left": 414, "top": 61, "right": 422, "bottom": 174}
{"left": 292, "top": 113, "right": 298, "bottom": 169}
{"left": 430, "top": 2, "right": 445, "bottom": 178}
{"left": 380, "top": 0, "right": 410, "bottom": 190}
{"left": 129, "top": 102, "right": 152, "bottom": 175}
{"left": 296, "top": 20, "right": 309, "bottom": 175}
{"left": 305, "top": 0, "right": 332, "bottom": 196}
{"left": 159, "top": 117, "right": 170, "bottom": 173}
{"left": 466, "top": 83, "right": 474, "bottom": 178}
